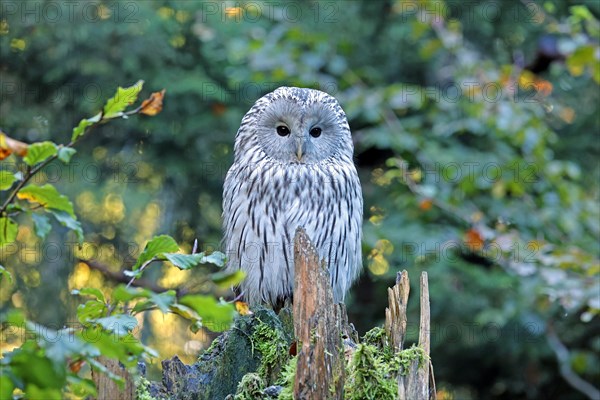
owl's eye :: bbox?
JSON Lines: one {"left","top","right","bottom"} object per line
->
{"left": 309, "top": 127, "right": 322, "bottom": 138}
{"left": 276, "top": 125, "right": 290, "bottom": 136}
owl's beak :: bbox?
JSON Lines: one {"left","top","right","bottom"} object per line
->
{"left": 295, "top": 139, "right": 306, "bottom": 161}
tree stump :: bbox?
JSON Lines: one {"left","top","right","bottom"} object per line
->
{"left": 293, "top": 227, "right": 345, "bottom": 399}
{"left": 91, "top": 356, "right": 134, "bottom": 400}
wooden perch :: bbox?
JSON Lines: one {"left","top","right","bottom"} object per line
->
{"left": 293, "top": 227, "right": 344, "bottom": 399}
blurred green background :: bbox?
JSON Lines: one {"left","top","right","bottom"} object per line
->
{"left": 1, "top": 0, "right": 599, "bottom": 398}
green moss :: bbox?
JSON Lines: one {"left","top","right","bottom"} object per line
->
{"left": 233, "top": 373, "right": 265, "bottom": 400}
{"left": 344, "top": 343, "right": 398, "bottom": 400}
{"left": 362, "top": 326, "right": 388, "bottom": 349}
{"left": 251, "top": 316, "right": 290, "bottom": 381}
{"left": 135, "top": 376, "right": 157, "bottom": 400}
{"left": 276, "top": 356, "right": 297, "bottom": 400}
{"left": 393, "top": 345, "right": 430, "bottom": 376}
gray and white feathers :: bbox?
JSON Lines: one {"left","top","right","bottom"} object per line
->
{"left": 222, "top": 86, "right": 363, "bottom": 305}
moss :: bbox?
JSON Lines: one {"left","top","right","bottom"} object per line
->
{"left": 233, "top": 373, "right": 265, "bottom": 400}
{"left": 362, "top": 326, "right": 388, "bottom": 349}
{"left": 251, "top": 316, "right": 290, "bottom": 381}
{"left": 276, "top": 356, "right": 297, "bottom": 400}
{"left": 344, "top": 343, "right": 398, "bottom": 400}
{"left": 135, "top": 376, "right": 157, "bottom": 400}
{"left": 393, "top": 345, "right": 430, "bottom": 376}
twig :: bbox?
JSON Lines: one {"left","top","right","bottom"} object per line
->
{"left": 546, "top": 323, "right": 599, "bottom": 400}
{"left": 81, "top": 259, "right": 167, "bottom": 293}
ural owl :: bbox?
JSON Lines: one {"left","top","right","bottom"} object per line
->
{"left": 222, "top": 87, "right": 363, "bottom": 306}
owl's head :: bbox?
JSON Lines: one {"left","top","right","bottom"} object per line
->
{"left": 235, "top": 87, "right": 354, "bottom": 164}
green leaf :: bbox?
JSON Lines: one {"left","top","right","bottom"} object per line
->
{"left": 23, "top": 141, "right": 58, "bottom": 166}
{"left": 212, "top": 270, "right": 246, "bottom": 288}
{"left": 5, "top": 309, "right": 25, "bottom": 325}
{"left": 112, "top": 285, "right": 152, "bottom": 303}
{"left": 78, "top": 328, "right": 145, "bottom": 368}
{"left": 31, "top": 213, "right": 52, "bottom": 240}
{"left": 0, "top": 264, "right": 13, "bottom": 283}
{"left": 68, "top": 376, "right": 98, "bottom": 398}
{"left": 72, "top": 287, "right": 106, "bottom": 303}
{"left": 71, "top": 114, "right": 100, "bottom": 142}
{"left": 133, "top": 235, "right": 179, "bottom": 270}
{"left": 103, "top": 80, "right": 144, "bottom": 119}
{"left": 203, "top": 251, "right": 227, "bottom": 267}
{"left": 57, "top": 147, "right": 77, "bottom": 163}
{"left": 76, "top": 300, "right": 107, "bottom": 324}
{"left": 179, "top": 294, "right": 235, "bottom": 332}
{"left": 17, "top": 184, "right": 76, "bottom": 216}
{"left": 133, "top": 290, "right": 177, "bottom": 313}
{"left": 169, "top": 303, "right": 200, "bottom": 320}
{"left": 95, "top": 315, "right": 138, "bottom": 336}
{"left": 0, "top": 170, "right": 17, "bottom": 190}
{"left": 0, "top": 375, "right": 14, "bottom": 400}
{"left": 10, "top": 347, "right": 66, "bottom": 390}
{"left": 50, "top": 210, "right": 83, "bottom": 243}
{"left": 0, "top": 217, "right": 17, "bottom": 247}
{"left": 162, "top": 252, "right": 204, "bottom": 270}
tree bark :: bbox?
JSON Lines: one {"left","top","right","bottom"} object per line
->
{"left": 293, "top": 227, "right": 345, "bottom": 399}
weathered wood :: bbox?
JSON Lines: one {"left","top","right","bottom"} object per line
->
{"left": 387, "top": 270, "right": 436, "bottom": 400}
{"left": 92, "top": 356, "right": 134, "bottom": 400}
{"left": 293, "top": 227, "right": 344, "bottom": 400}
{"left": 385, "top": 270, "right": 410, "bottom": 351}
{"left": 406, "top": 272, "right": 432, "bottom": 399}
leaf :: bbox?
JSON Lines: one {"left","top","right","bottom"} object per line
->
{"left": 76, "top": 300, "right": 107, "bottom": 323}
{"left": 203, "top": 251, "right": 227, "bottom": 267}
{"left": 212, "top": 270, "right": 246, "bottom": 288}
{"left": 0, "top": 217, "right": 17, "bottom": 247}
{"left": 72, "top": 287, "right": 106, "bottom": 303}
{"left": 133, "top": 235, "right": 179, "bottom": 270}
{"left": 112, "top": 285, "right": 151, "bottom": 303}
{"left": 169, "top": 303, "right": 200, "bottom": 321}
{"left": 71, "top": 114, "right": 99, "bottom": 142}
{"left": 235, "top": 301, "right": 253, "bottom": 316}
{"left": 133, "top": 290, "right": 176, "bottom": 313}
{"left": 23, "top": 141, "right": 58, "bottom": 166}
{"left": 566, "top": 45, "right": 595, "bottom": 77}
{"left": 179, "top": 294, "right": 235, "bottom": 332}
{"left": 50, "top": 210, "right": 83, "bottom": 244}
{"left": 5, "top": 309, "right": 25, "bottom": 325}
{"left": 17, "top": 184, "right": 76, "bottom": 216}
{"left": 0, "top": 170, "right": 17, "bottom": 190}
{"left": 0, "top": 375, "right": 14, "bottom": 400}
{"left": 79, "top": 327, "right": 145, "bottom": 368}
{"left": 57, "top": 147, "right": 77, "bottom": 163}
{"left": 31, "top": 213, "right": 52, "bottom": 240}
{"left": 0, "top": 264, "right": 13, "bottom": 283}
{"left": 464, "top": 228, "right": 485, "bottom": 251}
{"left": 162, "top": 252, "right": 204, "bottom": 270}
{"left": 418, "top": 198, "right": 433, "bottom": 211}
{"left": 95, "top": 315, "right": 138, "bottom": 336}
{"left": 0, "top": 132, "right": 28, "bottom": 160}
{"left": 103, "top": 80, "right": 144, "bottom": 119}
{"left": 139, "top": 89, "right": 166, "bottom": 116}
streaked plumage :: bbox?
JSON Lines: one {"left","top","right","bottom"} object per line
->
{"left": 222, "top": 87, "right": 363, "bottom": 306}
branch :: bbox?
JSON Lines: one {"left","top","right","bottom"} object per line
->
{"left": 81, "top": 259, "right": 167, "bottom": 294}
{"left": 546, "top": 324, "right": 599, "bottom": 400}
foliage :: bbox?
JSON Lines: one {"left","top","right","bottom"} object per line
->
{"left": 1, "top": 0, "right": 599, "bottom": 398}
{"left": 0, "top": 83, "right": 235, "bottom": 398}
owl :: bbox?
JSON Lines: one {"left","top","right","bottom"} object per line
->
{"left": 222, "top": 87, "right": 363, "bottom": 306}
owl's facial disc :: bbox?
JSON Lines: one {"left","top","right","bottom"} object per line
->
{"left": 253, "top": 88, "right": 352, "bottom": 164}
